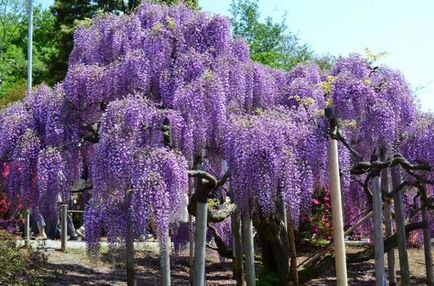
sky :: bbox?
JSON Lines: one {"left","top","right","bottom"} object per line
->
{"left": 40, "top": 0, "right": 434, "bottom": 112}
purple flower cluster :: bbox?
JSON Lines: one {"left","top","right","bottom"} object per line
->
{"left": 130, "top": 148, "right": 188, "bottom": 249}
{"left": 225, "top": 108, "right": 318, "bottom": 226}
{"left": 37, "top": 147, "right": 67, "bottom": 219}
{"left": 1, "top": 1, "right": 431, "bottom": 255}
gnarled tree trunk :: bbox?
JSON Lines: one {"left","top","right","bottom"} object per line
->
{"left": 253, "top": 213, "right": 290, "bottom": 285}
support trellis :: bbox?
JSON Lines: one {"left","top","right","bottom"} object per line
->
{"left": 300, "top": 108, "right": 434, "bottom": 285}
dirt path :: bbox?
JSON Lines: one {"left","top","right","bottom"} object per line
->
{"left": 305, "top": 248, "right": 432, "bottom": 285}
{"left": 40, "top": 244, "right": 433, "bottom": 285}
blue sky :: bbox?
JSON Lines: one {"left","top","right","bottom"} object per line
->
{"left": 40, "top": 0, "right": 434, "bottom": 112}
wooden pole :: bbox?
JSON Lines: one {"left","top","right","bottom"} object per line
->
{"left": 371, "top": 156, "right": 386, "bottom": 286}
{"left": 288, "top": 211, "right": 299, "bottom": 286}
{"left": 326, "top": 107, "right": 348, "bottom": 286}
{"left": 188, "top": 176, "right": 195, "bottom": 282}
{"left": 390, "top": 164, "right": 411, "bottom": 285}
{"left": 243, "top": 213, "right": 256, "bottom": 286}
{"left": 24, "top": 209, "right": 30, "bottom": 246}
{"left": 125, "top": 191, "right": 136, "bottom": 286}
{"left": 380, "top": 151, "right": 396, "bottom": 285}
{"left": 421, "top": 192, "right": 433, "bottom": 285}
{"left": 193, "top": 158, "right": 207, "bottom": 286}
{"left": 231, "top": 211, "right": 244, "bottom": 286}
{"left": 61, "top": 204, "right": 67, "bottom": 252}
{"left": 160, "top": 229, "right": 171, "bottom": 286}
{"left": 193, "top": 196, "right": 207, "bottom": 286}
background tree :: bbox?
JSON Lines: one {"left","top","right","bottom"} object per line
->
{"left": 0, "top": 2, "right": 57, "bottom": 108}
{"left": 230, "top": 0, "right": 333, "bottom": 70}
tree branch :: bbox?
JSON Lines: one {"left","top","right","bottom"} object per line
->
{"left": 207, "top": 224, "right": 233, "bottom": 259}
{"left": 188, "top": 170, "right": 218, "bottom": 187}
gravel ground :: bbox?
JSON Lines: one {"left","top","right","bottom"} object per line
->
{"left": 39, "top": 241, "right": 433, "bottom": 286}
{"left": 305, "top": 247, "right": 433, "bottom": 285}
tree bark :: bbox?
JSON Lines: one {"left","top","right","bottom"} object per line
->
{"left": 253, "top": 214, "right": 290, "bottom": 285}
{"left": 421, "top": 194, "right": 433, "bottom": 285}
{"left": 391, "top": 164, "right": 411, "bottom": 285}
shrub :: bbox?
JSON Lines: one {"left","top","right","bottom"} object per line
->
{"left": 0, "top": 230, "right": 47, "bottom": 286}
{"left": 0, "top": 198, "right": 21, "bottom": 234}
{"left": 298, "top": 189, "right": 333, "bottom": 242}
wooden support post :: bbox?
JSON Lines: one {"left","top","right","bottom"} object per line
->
{"left": 160, "top": 229, "right": 171, "bottom": 286}
{"left": 193, "top": 159, "right": 207, "bottom": 286}
{"left": 193, "top": 198, "right": 207, "bottom": 286}
{"left": 24, "top": 209, "right": 30, "bottom": 246}
{"left": 288, "top": 211, "right": 299, "bottom": 286}
{"left": 243, "top": 213, "right": 256, "bottom": 286}
{"left": 61, "top": 204, "right": 67, "bottom": 252}
{"left": 390, "top": 164, "right": 410, "bottom": 285}
{"left": 371, "top": 157, "right": 386, "bottom": 286}
{"left": 231, "top": 210, "right": 245, "bottom": 286}
{"left": 326, "top": 107, "right": 348, "bottom": 286}
{"left": 125, "top": 191, "right": 136, "bottom": 286}
{"left": 188, "top": 176, "right": 195, "bottom": 282}
{"left": 421, "top": 193, "right": 433, "bottom": 286}
{"left": 380, "top": 152, "right": 396, "bottom": 285}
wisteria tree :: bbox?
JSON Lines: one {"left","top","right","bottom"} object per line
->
{"left": 0, "top": 1, "right": 433, "bottom": 285}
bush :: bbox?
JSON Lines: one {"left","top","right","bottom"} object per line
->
{"left": 0, "top": 197, "right": 21, "bottom": 234}
{"left": 298, "top": 189, "right": 333, "bottom": 242}
{"left": 0, "top": 230, "right": 47, "bottom": 286}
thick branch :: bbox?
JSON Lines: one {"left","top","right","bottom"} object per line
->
{"left": 351, "top": 154, "right": 432, "bottom": 176}
{"left": 188, "top": 190, "right": 237, "bottom": 223}
{"left": 188, "top": 170, "right": 218, "bottom": 187}
{"left": 207, "top": 224, "right": 233, "bottom": 259}
{"left": 333, "top": 130, "right": 363, "bottom": 162}
{"left": 216, "top": 170, "right": 231, "bottom": 188}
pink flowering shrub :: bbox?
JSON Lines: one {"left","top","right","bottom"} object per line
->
{"left": 299, "top": 189, "right": 333, "bottom": 242}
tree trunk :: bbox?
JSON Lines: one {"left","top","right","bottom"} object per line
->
{"left": 421, "top": 194, "right": 433, "bottom": 285}
{"left": 253, "top": 214, "right": 290, "bottom": 285}
{"left": 390, "top": 164, "right": 411, "bottom": 285}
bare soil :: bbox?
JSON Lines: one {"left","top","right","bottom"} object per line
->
{"left": 40, "top": 245, "right": 433, "bottom": 285}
